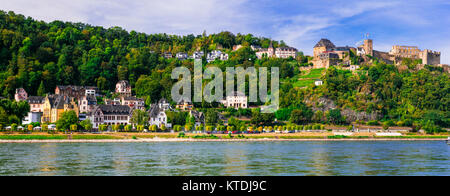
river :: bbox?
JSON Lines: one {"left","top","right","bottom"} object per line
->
{"left": 0, "top": 141, "right": 448, "bottom": 176}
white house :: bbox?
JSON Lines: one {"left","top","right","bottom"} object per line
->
{"left": 79, "top": 95, "right": 97, "bottom": 114}
{"left": 221, "top": 91, "right": 248, "bottom": 109}
{"left": 315, "top": 80, "right": 324, "bottom": 86}
{"left": 115, "top": 80, "right": 131, "bottom": 97}
{"left": 176, "top": 52, "right": 188, "bottom": 60}
{"left": 192, "top": 51, "right": 204, "bottom": 59}
{"left": 121, "top": 96, "right": 145, "bottom": 110}
{"left": 207, "top": 50, "right": 229, "bottom": 62}
{"left": 148, "top": 99, "right": 171, "bottom": 128}
{"left": 22, "top": 112, "right": 42, "bottom": 124}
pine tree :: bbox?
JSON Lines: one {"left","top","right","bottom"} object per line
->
{"left": 37, "top": 81, "right": 45, "bottom": 96}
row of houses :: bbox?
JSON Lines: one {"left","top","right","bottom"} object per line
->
{"left": 164, "top": 50, "right": 229, "bottom": 62}
{"left": 18, "top": 78, "right": 250, "bottom": 130}
{"left": 232, "top": 42, "right": 298, "bottom": 59}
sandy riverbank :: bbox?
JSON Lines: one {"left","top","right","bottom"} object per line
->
{"left": 0, "top": 137, "right": 446, "bottom": 143}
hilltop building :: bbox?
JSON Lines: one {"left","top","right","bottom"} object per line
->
{"left": 15, "top": 88, "right": 28, "bottom": 102}
{"left": 176, "top": 98, "right": 193, "bottom": 111}
{"left": 207, "top": 50, "right": 229, "bottom": 62}
{"left": 388, "top": 45, "right": 441, "bottom": 65}
{"left": 115, "top": 80, "right": 132, "bottom": 97}
{"left": 221, "top": 91, "right": 248, "bottom": 109}
{"left": 176, "top": 52, "right": 188, "bottom": 60}
{"left": 255, "top": 42, "right": 297, "bottom": 59}
{"left": 311, "top": 38, "right": 442, "bottom": 68}
{"left": 312, "top": 39, "right": 355, "bottom": 68}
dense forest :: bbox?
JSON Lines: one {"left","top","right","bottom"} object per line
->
{"left": 0, "top": 10, "right": 288, "bottom": 99}
{"left": 0, "top": 10, "right": 448, "bottom": 133}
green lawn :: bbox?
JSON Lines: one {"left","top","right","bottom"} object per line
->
{"left": 293, "top": 79, "right": 315, "bottom": 87}
{"left": 299, "top": 68, "right": 325, "bottom": 79}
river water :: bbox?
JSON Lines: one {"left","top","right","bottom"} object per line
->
{"left": 0, "top": 141, "right": 448, "bottom": 176}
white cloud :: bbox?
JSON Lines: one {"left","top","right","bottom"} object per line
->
{"left": 331, "top": 1, "right": 399, "bottom": 18}
{"left": 0, "top": 0, "right": 449, "bottom": 63}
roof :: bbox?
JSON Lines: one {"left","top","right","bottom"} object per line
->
{"left": 177, "top": 97, "right": 192, "bottom": 104}
{"left": 148, "top": 104, "right": 165, "bottom": 118}
{"left": 158, "top": 98, "right": 168, "bottom": 104}
{"left": 123, "top": 96, "right": 144, "bottom": 101}
{"left": 227, "top": 91, "right": 246, "bottom": 97}
{"left": 314, "top": 39, "right": 336, "bottom": 49}
{"left": 117, "top": 80, "right": 130, "bottom": 86}
{"left": 57, "top": 85, "right": 97, "bottom": 91}
{"left": 27, "top": 96, "right": 45, "bottom": 104}
{"left": 189, "top": 110, "right": 204, "bottom": 122}
{"left": 97, "top": 105, "right": 131, "bottom": 115}
{"left": 50, "top": 95, "right": 65, "bottom": 109}
{"left": 277, "top": 47, "right": 298, "bottom": 51}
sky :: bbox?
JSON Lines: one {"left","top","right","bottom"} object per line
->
{"left": 1, "top": 0, "right": 450, "bottom": 63}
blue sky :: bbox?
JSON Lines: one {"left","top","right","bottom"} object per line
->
{"left": 1, "top": 0, "right": 449, "bottom": 63}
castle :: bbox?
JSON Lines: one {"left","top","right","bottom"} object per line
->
{"left": 311, "top": 38, "right": 442, "bottom": 68}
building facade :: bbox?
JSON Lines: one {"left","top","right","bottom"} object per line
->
{"left": 115, "top": 80, "right": 132, "bottom": 97}
{"left": 27, "top": 96, "right": 45, "bottom": 113}
{"left": 221, "top": 91, "right": 248, "bottom": 109}
{"left": 15, "top": 88, "right": 28, "bottom": 102}
{"left": 90, "top": 105, "right": 131, "bottom": 129}
{"left": 148, "top": 99, "right": 171, "bottom": 128}
{"left": 121, "top": 96, "right": 145, "bottom": 110}
{"left": 55, "top": 85, "right": 98, "bottom": 100}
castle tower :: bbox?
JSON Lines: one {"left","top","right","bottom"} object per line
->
{"left": 421, "top": 49, "right": 441, "bottom": 65}
{"left": 363, "top": 39, "right": 373, "bottom": 56}
{"left": 268, "top": 41, "right": 274, "bottom": 57}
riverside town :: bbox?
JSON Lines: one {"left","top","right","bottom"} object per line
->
{"left": 0, "top": 1, "right": 449, "bottom": 178}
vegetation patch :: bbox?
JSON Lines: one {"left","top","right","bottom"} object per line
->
{"left": 0, "top": 135, "right": 67, "bottom": 140}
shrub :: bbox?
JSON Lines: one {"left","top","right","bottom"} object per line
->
{"left": 367, "top": 120, "right": 380, "bottom": 126}
{"left": 384, "top": 120, "right": 396, "bottom": 127}
{"left": 184, "top": 125, "right": 193, "bottom": 132}
{"left": 124, "top": 125, "right": 133, "bottom": 132}
{"left": 312, "top": 124, "right": 321, "bottom": 130}
{"left": 206, "top": 126, "right": 214, "bottom": 132}
{"left": 70, "top": 124, "right": 78, "bottom": 132}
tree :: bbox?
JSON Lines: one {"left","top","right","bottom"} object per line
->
{"left": 160, "top": 124, "right": 167, "bottom": 132}
{"left": 137, "top": 125, "right": 145, "bottom": 132}
{"left": 11, "top": 123, "right": 18, "bottom": 132}
{"left": 37, "top": 81, "right": 46, "bottom": 96}
{"left": 130, "top": 109, "right": 149, "bottom": 126}
{"left": 125, "top": 125, "right": 133, "bottom": 132}
{"left": 56, "top": 110, "right": 78, "bottom": 132}
{"left": 80, "top": 119, "right": 93, "bottom": 131}
{"left": 112, "top": 124, "right": 120, "bottom": 132}
{"left": 326, "top": 109, "right": 344, "bottom": 125}
{"left": 184, "top": 124, "right": 193, "bottom": 132}
{"left": 150, "top": 125, "right": 158, "bottom": 132}
{"left": 42, "top": 124, "right": 49, "bottom": 133}
{"left": 290, "top": 108, "right": 313, "bottom": 125}
{"left": 205, "top": 109, "right": 218, "bottom": 126}
{"left": 70, "top": 124, "right": 78, "bottom": 132}
{"left": 99, "top": 124, "right": 108, "bottom": 132}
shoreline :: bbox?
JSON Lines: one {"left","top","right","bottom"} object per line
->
{"left": 0, "top": 138, "right": 446, "bottom": 143}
